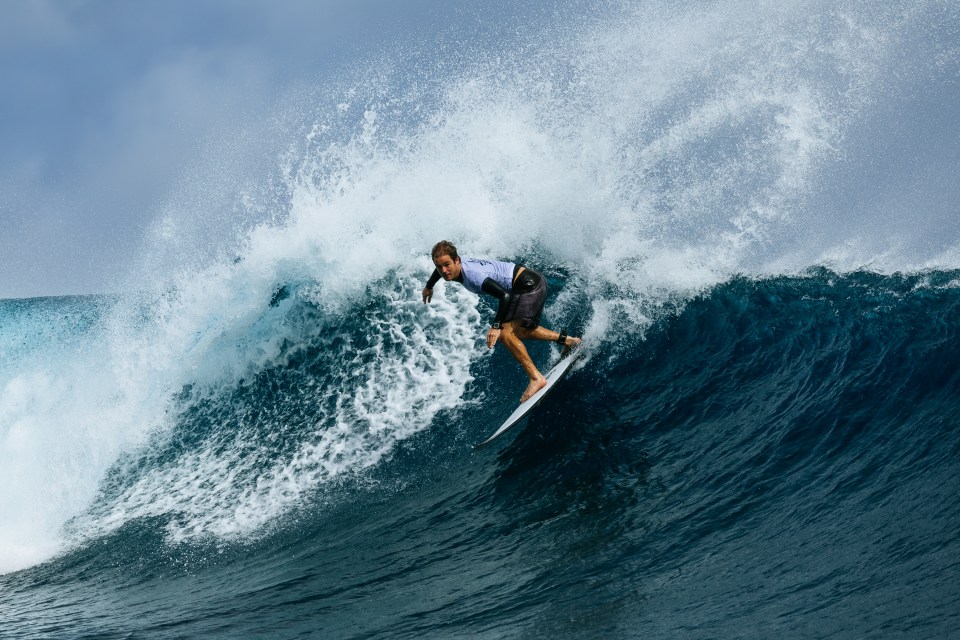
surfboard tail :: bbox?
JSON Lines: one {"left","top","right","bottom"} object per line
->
{"left": 472, "top": 344, "right": 585, "bottom": 448}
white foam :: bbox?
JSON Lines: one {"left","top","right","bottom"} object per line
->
{"left": 70, "top": 277, "right": 482, "bottom": 544}
{"left": 0, "top": 316, "right": 157, "bottom": 574}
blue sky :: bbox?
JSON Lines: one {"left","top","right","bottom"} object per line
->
{"left": 0, "top": 0, "right": 553, "bottom": 298}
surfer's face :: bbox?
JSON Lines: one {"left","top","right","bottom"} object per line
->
{"left": 433, "top": 254, "right": 461, "bottom": 281}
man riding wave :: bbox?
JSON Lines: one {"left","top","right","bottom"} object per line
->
{"left": 422, "top": 240, "right": 581, "bottom": 403}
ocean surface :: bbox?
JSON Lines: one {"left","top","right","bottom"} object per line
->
{"left": 2, "top": 270, "right": 959, "bottom": 638}
{"left": 2, "top": 0, "right": 959, "bottom": 637}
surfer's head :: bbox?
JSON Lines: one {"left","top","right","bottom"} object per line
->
{"left": 432, "top": 240, "right": 461, "bottom": 280}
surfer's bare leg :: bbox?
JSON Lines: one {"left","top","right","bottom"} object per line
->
{"left": 515, "top": 326, "right": 581, "bottom": 348}
{"left": 500, "top": 322, "right": 547, "bottom": 403}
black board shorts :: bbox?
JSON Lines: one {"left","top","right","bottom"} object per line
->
{"left": 503, "top": 268, "right": 547, "bottom": 329}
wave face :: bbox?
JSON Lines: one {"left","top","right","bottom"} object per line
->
{"left": 2, "top": 0, "right": 959, "bottom": 637}
{"left": 2, "top": 271, "right": 959, "bottom": 638}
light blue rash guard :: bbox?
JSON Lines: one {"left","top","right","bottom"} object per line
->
{"left": 427, "top": 255, "right": 547, "bottom": 328}
{"left": 457, "top": 258, "right": 516, "bottom": 295}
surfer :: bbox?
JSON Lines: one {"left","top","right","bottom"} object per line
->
{"left": 422, "top": 240, "right": 581, "bottom": 403}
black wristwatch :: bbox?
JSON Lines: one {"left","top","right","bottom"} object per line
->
{"left": 491, "top": 322, "right": 502, "bottom": 330}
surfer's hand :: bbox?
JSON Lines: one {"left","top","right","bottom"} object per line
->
{"left": 422, "top": 287, "right": 433, "bottom": 303}
{"left": 486, "top": 327, "right": 501, "bottom": 349}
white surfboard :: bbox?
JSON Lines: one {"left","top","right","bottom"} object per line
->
{"left": 473, "top": 345, "right": 584, "bottom": 448}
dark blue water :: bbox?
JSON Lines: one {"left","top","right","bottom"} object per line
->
{"left": 2, "top": 269, "right": 958, "bottom": 638}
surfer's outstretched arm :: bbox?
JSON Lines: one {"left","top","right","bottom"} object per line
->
{"left": 422, "top": 268, "right": 442, "bottom": 303}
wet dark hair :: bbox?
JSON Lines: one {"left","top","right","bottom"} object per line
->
{"left": 431, "top": 240, "right": 459, "bottom": 262}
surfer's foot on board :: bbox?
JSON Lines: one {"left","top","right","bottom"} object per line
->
{"left": 520, "top": 375, "right": 548, "bottom": 404}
